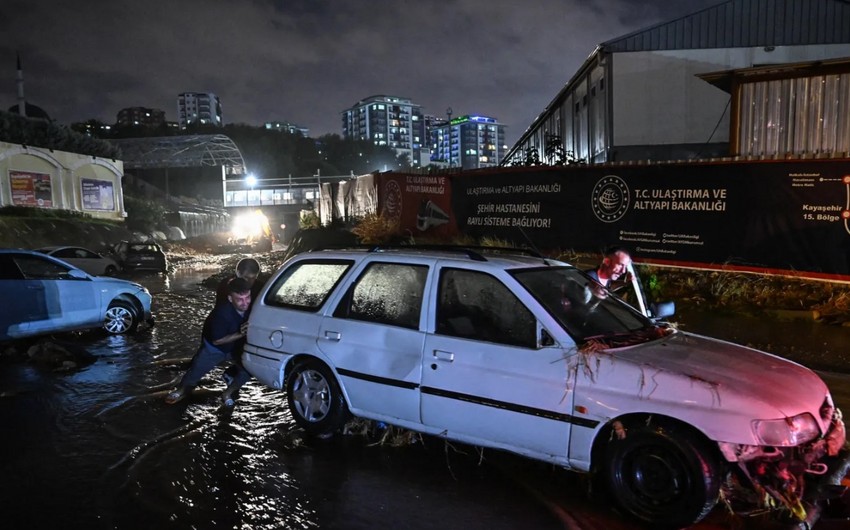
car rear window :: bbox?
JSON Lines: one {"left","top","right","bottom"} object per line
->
{"left": 333, "top": 262, "right": 428, "bottom": 330}
{"left": 265, "top": 260, "right": 353, "bottom": 311}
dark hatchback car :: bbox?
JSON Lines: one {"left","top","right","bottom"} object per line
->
{"left": 111, "top": 241, "right": 168, "bottom": 273}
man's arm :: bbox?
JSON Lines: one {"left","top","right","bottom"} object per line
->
{"left": 211, "top": 329, "right": 245, "bottom": 346}
{"left": 206, "top": 306, "right": 246, "bottom": 346}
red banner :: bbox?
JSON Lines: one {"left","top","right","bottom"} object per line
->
{"left": 376, "top": 173, "right": 457, "bottom": 239}
{"left": 10, "top": 170, "right": 53, "bottom": 207}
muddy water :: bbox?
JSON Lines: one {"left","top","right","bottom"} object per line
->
{"left": 0, "top": 264, "right": 570, "bottom": 530}
{"left": 1, "top": 263, "right": 848, "bottom": 530}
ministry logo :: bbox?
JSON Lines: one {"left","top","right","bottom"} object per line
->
{"left": 591, "top": 175, "right": 630, "bottom": 223}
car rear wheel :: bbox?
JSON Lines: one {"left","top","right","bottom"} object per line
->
{"left": 104, "top": 301, "right": 139, "bottom": 334}
{"left": 285, "top": 359, "right": 349, "bottom": 437}
{"left": 104, "top": 265, "right": 118, "bottom": 276}
{"left": 602, "top": 421, "right": 722, "bottom": 527}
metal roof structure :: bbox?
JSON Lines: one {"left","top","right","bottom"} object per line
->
{"left": 602, "top": 0, "right": 850, "bottom": 52}
{"left": 697, "top": 55, "right": 850, "bottom": 92}
{"left": 110, "top": 134, "right": 246, "bottom": 174}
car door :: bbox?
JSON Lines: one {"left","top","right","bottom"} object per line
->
{"left": 0, "top": 254, "right": 34, "bottom": 340}
{"left": 11, "top": 253, "right": 100, "bottom": 335}
{"left": 420, "top": 264, "right": 574, "bottom": 460}
{"left": 317, "top": 257, "right": 431, "bottom": 424}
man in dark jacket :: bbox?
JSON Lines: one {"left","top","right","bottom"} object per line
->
{"left": 215, "top": 258, "right": 263, "bottom": 307}
{"left": 165, "top": 277, "right": 253, "bottom": 407}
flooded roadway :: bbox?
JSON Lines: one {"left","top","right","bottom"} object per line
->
{"left": 1, "top": 260, "right": 848, "bottom": 529}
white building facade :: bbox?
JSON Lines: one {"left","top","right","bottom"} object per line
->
{"left": 177, "top": 92, "right": 223, "bottom": 129}
{"left": 342, "top": 95, "right": 427, "bottom": 167}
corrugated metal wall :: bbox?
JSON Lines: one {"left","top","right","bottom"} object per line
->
{"left": 604, "top": 0, "right": 850, "bottom": 52}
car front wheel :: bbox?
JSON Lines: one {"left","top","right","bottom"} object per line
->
{"left": 603, "top": 422, "right": 722, "bottom": 527}
{"left": 103, "top": 301, "right": 139, "bottom": 334}
{"left": 285, "top": 359, "right": 349, "bottom": 437}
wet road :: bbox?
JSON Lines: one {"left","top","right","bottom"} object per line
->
{"left": 1, "top": 260, "right": 848, "bottom": 529}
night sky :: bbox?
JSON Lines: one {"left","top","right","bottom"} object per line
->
{"left": 2, "top": 0, "right": 719, "bottom": 145}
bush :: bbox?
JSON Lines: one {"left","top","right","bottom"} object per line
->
{"left": 123, "top": 195, "right": 166, "bottom": 232}
{"left": 299, "top": 210, "right": 321, "bottom": 229}
{"left": 351, "top": 213, "right": 400, "bottom": 244}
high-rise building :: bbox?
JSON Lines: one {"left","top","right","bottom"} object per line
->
{"left": 342, "top": 95, "right": 426, "bottom": 167}
{"left": 177, "top": 92, "right": 222, "bottom": 129}
{"left": 430, "top": 115, "right": 506, "bottom": 170}
{"left": 116, "top": 107, "right": 166, "bottom": 129}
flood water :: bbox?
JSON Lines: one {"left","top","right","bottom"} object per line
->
{"left": 1, "top": 260, "right": 848, "bottom": 530}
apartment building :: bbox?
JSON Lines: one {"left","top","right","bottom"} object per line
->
{"left": 177, "top": 92, "right": 222, "bottom": 129}
{"left": 342, "top": 95, "right": 427, "bottom": 167}
{"left": 265, "top": 121, "right": 309, "bottom": 136}
{"left": 430, "top": 114, "right": 506, "bottom": 170}
{"left": 116, "top": 107, "right": 166, "bottom": 129}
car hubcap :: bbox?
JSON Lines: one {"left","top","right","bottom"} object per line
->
{"left": 628, "top": 446, "right": 684, "bottom": 504}
{"left": 292, "top": 369, "right": 330, "bottom": 422}
{"left": 104, "top": 306, "right": 133, "bottom": 334}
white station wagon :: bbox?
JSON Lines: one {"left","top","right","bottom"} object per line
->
{"left": 242, "top": 246, "right": 847, "bottom": 527}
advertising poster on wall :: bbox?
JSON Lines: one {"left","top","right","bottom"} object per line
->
{"left": 377, "top": 173, "right": 455, "bottom": 239}
{"left": 445, "top": 160, "right": 850, "bottom": 280}
{"left": 10, "top": 170, "right": 53, "bottom": 207}
{"left": 81, "top": 178, "right": 115, "bottom": 211}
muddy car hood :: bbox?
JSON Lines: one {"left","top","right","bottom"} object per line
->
{"left": 612, "top": 330, "right": 829, "bottom": 418}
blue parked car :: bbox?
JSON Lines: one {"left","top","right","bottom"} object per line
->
{"left": 0, "top": 249, "right": 154, "bottom": 341}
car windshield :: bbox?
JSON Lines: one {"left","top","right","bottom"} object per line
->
{"left": 512, "top": 266, "right": 654, "bottom": 344}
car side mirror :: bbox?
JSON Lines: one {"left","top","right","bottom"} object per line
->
{"left": 650, "top": 301, "right": 675, "bottom": 319}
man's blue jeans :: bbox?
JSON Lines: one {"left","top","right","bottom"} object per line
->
{"left": 178, "top": 338, "right": 251, "bottom": 391}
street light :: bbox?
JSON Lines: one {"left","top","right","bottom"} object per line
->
{"left": 245, "top": 173, "right": 257, "bottom": 188}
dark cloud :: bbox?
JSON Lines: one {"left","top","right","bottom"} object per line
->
{"left": 1, "top": 0, "right": 720, "bottom": 145}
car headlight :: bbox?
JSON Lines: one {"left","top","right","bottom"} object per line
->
{"left": 753, "top": 413, "right": 820, "bottom": 446}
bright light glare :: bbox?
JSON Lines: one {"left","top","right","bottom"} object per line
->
{"left": 232, "top": 211, "right": 268, "bottom": 240}
{"left": 245, "top": 173, "right": 258, "bottom": 187}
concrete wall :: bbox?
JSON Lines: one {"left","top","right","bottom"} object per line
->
{"left": 0, "top": 140, "right": 126, "bottom": 221}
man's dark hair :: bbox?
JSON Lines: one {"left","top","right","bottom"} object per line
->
{"left": 603, "top": 245, "right": 630, "bottom": 257}
{"left": 236, "top": 258, "right": 260, "bottom": 276}
{"left": 228, "top": 277, "right": 252, "bottom": 295}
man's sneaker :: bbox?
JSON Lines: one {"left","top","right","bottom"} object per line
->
{"left": 222, "top": 395, "right": 235, "bottom": 408}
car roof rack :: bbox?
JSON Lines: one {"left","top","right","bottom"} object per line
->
{"left": 366, "top": 244, "right": 543, "bottom": 262}
{"left": 310, "top": 244, "right": 544, "bottom": 262}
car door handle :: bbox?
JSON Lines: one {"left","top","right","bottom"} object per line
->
{"left": 433, "top": 349, "right": 454, "bottom": 362}
{"left": 324, "top": 330, "right": 341, "bottom": 341}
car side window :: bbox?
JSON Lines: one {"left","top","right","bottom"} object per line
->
{"left": 436, "top": 268, "right": 537, "bottom": 348}
{"left": 14, "top": 255, "right": 73, "bottom": 280}
{"left": 0, "top": 255, "right": 25, "bottom": 280}
{"left": 334, "top": 262, "right": 428, "bottom": 330}
{"left": 266, "top": 260, "right": 353, "bottom": 311}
